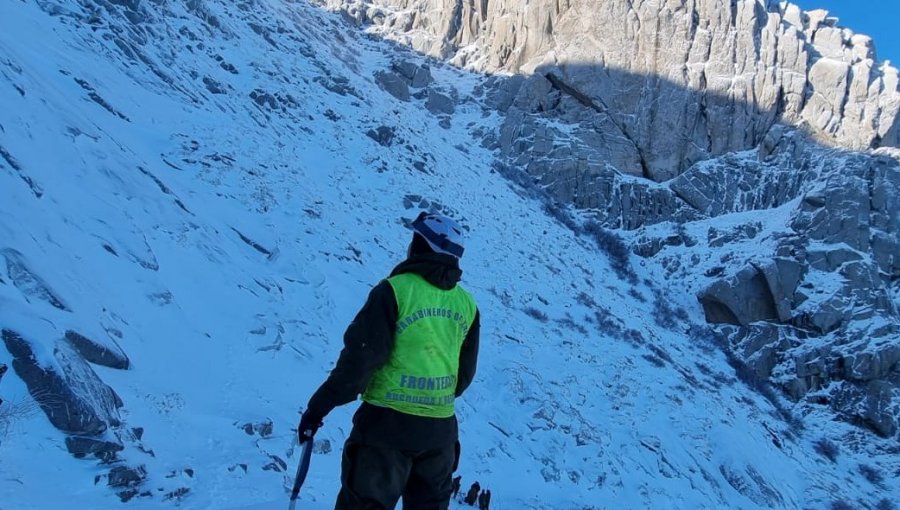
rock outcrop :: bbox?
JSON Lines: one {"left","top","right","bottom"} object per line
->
{"left": 65, "top": 330, "right": 130, "bottom": 370}
{"left": 325, "top": 0, "right": 900, "bottom": 178}
{"left": 1, "top": 325, "right": 158, "bottom": 496}
{"left": 676, "top": 144, "right": 899, "bottom": 438}
{"left": 2, "top": 329, "right": 120, "bottom": 436}
{"left": 328, "top": 0, "right": 900, "bottom": 234}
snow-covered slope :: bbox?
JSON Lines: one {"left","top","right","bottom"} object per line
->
{"left": 0, "top": 1, "right": 896, "bottom": 509}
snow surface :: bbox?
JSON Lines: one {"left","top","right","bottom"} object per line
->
{"left": 0, "top": 0, "right": 895, "bottom": 509}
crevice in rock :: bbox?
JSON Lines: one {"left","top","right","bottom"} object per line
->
{"left": 446, "top": 0, "right": 463, "bottom": 47}
{"left": 543, "top": 72, "right": 652, "bottom": 179}
{"left": 837, "top": 65, "right": 852, "bottom": 127}
{"left": 729, "top": 0, "right": 739, "bottom": 29}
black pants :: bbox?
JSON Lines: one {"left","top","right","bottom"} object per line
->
{"left": 334, "top": 439, "right": 459, "bottom": 510}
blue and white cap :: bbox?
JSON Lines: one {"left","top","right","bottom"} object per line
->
{"left": 411, "top": 211, "right": 466, "bottom": 259}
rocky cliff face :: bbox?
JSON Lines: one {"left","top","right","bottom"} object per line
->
{"left": 323, "top": 0, "right": 900, "bottom": 443}
{"left": 326, "top": 0, "right": 900, "bottom": 178}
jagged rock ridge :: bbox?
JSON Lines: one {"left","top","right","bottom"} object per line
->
{"left": 325, "top": 0, "right": 900, "bottom": 176}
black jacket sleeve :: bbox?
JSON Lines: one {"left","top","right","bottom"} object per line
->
{"left": 455, "top": 309, "right": 480, "bottom": 397}
{"left": 305, "top": 280, "right": 397, "bottom": 421}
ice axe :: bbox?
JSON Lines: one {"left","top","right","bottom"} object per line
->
{"left": 288, "top": 430, "right": 314, "bottom": 510}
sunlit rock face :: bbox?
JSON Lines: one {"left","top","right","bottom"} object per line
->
{"left": 324, "top": 0, "right": 900, "bottom": 179}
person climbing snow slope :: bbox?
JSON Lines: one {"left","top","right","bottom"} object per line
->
{"left": 299, "top": 211, "right": 481, "bottom": 510}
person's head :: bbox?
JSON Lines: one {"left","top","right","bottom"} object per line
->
{"left": 408, "top": 212, "right": 466, "bottom": 259}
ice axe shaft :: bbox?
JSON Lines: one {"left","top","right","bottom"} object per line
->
{"left": 288, "top": 434, "right": 314, "bottom": 510}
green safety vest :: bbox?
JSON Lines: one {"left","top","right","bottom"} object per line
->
{"left": 362, "top": 272, "right": 477, "bottom": 418}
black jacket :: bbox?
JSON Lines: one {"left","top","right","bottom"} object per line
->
{"left": 306, "top": 253, "right": 481, "bottom": 450}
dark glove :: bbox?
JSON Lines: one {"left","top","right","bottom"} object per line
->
{"left": 298, "top": 411, "right": 322, "bottom": 442}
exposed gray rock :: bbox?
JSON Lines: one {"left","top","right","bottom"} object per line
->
{"left": 698, "top": 265, "right": 779, "bottom": 326}
{"left": 707, "top": 223, "right": 763, "bottom": 249}
{"left": 411, "top": 66, "right": 432, "bottom": 88}
{"left": 239, "top": 418, "right": 273, "bottom": 438}
{"left": 108, "top": 465, "right": 147, "bottom": 488}
{"left": 793, "top": 296, "right": 851, "bottom": 335}
{"left": 670, "top": 154, "right": 812, "bottom": 216}
{"left": 425, "top": 90, "right": 454, "bottom": 115}
{"left": 65, "top": 330, "right": 130, "bottom": 370}
{"left": 366, "top": 125, "right": 395, "bottom": 146}
{"left": 793, "top": 175, "right": 873, "bottom": 253}
{"left": 163, "top": 487, "right": 190, "bottom": 501}
{"left": 805, "top": 246, "right": 863, "bottom": 272}
{"left": 392, "top": 60, "right": 432, "bottom": 88}
{"left": 673, "top": 145, "right": 900, "bottom": 439}
{"left": 756, "top": 258, "right": 805, "bottom": 323}
{"left": 374, "top": 70, "right": 409, "bottom": 101}
{"left": 833, "top": 381, "right": 899, "bottom": 438}
{"left": 312, "top": 438, "right": 332, "bottom": 454}
{"left": 842, "top": 344, "right": 900, "bottom": 383}
{"left": 785, "top": 347, "right": 833, "bottom": 399}
{"left": 392, "top": 60, "right": 418, "bottom": 81}
{"left": 633, "top": 230, "right": 691, "bottom": 259}
{"left": 262, "top": 454, "right": 287, "bottom": 472}
{"left": 332, "top": 0, "right": 900, "bottom": 151}
{"left": 66, "top": 436, "right": 125, "bottom": 460}
{"left": 115, "top": 489, "right": 143, "bottom": 503}
{"left": 2, "top": 248, "right": 69, "bottom": 311}
{"left": 719, "top": 464, "right": 784, "bottom": 508}
{"left": 313, "top": 74, "right": 359, "bottom": 97}
{"left": 2, "top": 329, "right": 121, "bottom": 436}
{"left": 733, "top": 323, "right": 792, "bottom": 381}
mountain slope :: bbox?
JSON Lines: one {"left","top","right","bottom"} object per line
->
{"left": 0, "top": 1, "right": 897, "bottom": 509}
{"left": 319, "top": 0, "right": 900, "bottom": 461}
